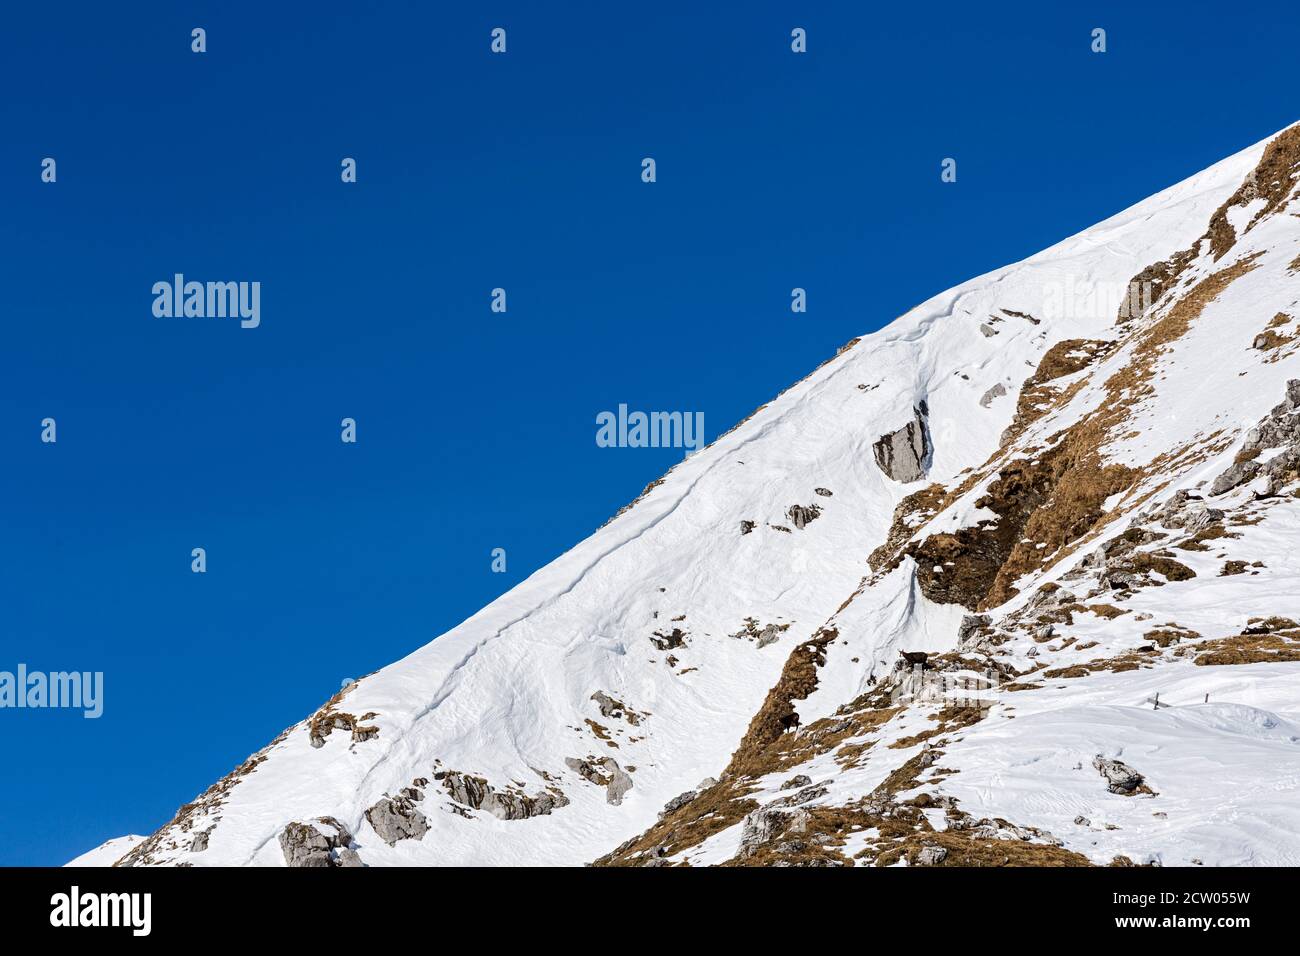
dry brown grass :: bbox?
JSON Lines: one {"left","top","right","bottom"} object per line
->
{"left": 1205, "top": 124, "right": 1300, "bottom": 260}
{"left": 1194, "top": 630, "right": 1300, "bottom": 665}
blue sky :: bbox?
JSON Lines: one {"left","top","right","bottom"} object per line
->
{"left": 1, "top": 1, "right": 1296, "bottom": 866}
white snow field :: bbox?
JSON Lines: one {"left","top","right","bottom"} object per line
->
{"left": 80, "top": 122, "right": 1300, "bottom": 866}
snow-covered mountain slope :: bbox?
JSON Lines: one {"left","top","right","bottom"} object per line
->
{"left": 84, "top": 122, "right": 1300, "bottom": 867}
{"left": 65, "top": 835, "right": 145, "bottom": 867}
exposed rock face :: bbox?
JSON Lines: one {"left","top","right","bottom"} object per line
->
{"left": 591, "top": 690, "right": 640, "bottom": 725}
{"left": 1093, "top": 756, "right": 1146, "bottom": 795}
{"left": 565, "top": 757, "right": 608, "bottom": 786}
{"left": 1210, "top": 380, "right": 1300, "bottom": 496}
{"left": 915, "top": 845, "right": 948, "bottom": 866}
{"left": 957, "top": 614, "right": 992, "bottom": 649}
{"left": 740, "top": 520, "right": 755, "bottom": 535}
{"left": 979, "top": 383, "right": 1007, "bottom": 407}
{"left": 365, "top": 795, "right": 429, "bottom": 845}
{"left": 190, "top": 829, "right": 210, "bottom": 853}
{"left": 279, "top": 816, "right": 357, "bottom": 867}
{"left": 1152, "top": 491, "right": 1224, "bottom": 531}
{"left": 780, "top": 774, "right": 812, "bottom": 791}
{"left": 872, "top": 404, "right": 931, "bottom": 483}
{"left": 604, "top": 760, "right": 634, "bottom": 806}
{"left": 650, "top": 628, "right": 687, "bottom": 651}
{"left": 659, "top": 789, "right": 698, "bottom": 818}
{"left": 737, "top": 807, "right": 811, "bottom": 858}
{"left": 442, "top": 770, "right": 569, "bottom": 820}
{"left": 786, "top": 503, "right": 822, "bottom": 530}
{"left": 755, "top": 624, "right": 784, "bottom": 648}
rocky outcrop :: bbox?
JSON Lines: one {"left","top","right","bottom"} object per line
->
{"left": 442, "top": 770, "right": 569, "bottom": 820}
{"left": 915, "top": 845, "right": 948, "bottom": 866}
{"left": 737, "top": 806, "right": 811, "bottom": 858}
{"left": 565, "top": 756, "right": 609, "bottom": 786}
{"left": 659, "top": 789, "right": 699, "bottom": 818}
{"left": 1210, "top": 380, "right": 1300, "bottom": 497}
{"left": 279, "top": 816, "right": 359, "bottom": 867}
{"left": 604, "top": 760, "right": 634, "bottom": 806}
{"left": 979, "top": 383, "right": 1007, "bottom": 407}
{"left": 365, "top": 795, "right": 429, "bottom": 845}
{"left": 591, "top": 691, "right": 640, "bottom": 726}
{"left": 1152, "top": 491, "right": 1224, "bottom": 532}
{"left": 649, "top": 628, "right": 687, "bottom": 651}
{"left": 872, "top": 404, "right": 931, "bottom": 483}
{"left": 729, "top": 618, "right": 789, "bottom": 648}
{"left": 957, "top": 614, "right": 992, "bottom": 649}
{"left": 1093, "top": 756, "right": 1146, "bottom": 795}
{"left": 786, "top": 503, "right": 822, "bottom": 530}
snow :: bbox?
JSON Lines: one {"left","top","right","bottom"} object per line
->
{"left": 84, "top": 122, "right": 1300, "bottom": 868}
{"left": 939, "top": 666, "right": 1300, "bottom": 866}
{"left": 65, "top": 835, "right": 145, "bottom": 867}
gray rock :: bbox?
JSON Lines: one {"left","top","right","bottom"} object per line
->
{"left": 915, "top": 845, "right": 948, "bottom": 866}
{"left": 604, "top": 760, "right": 634, "bottom": 806}
{"left": 740, "top": 520, "right": 755, "bottom": 535}
{"left": 1093, "top": 755, "right": 1146, "bottom": 795}
{"left": 814, "top": 487, "right": 833, "bottom": 497}
{"left": 659, "top": 789, "right": 698, "bottom": 818}
{"left": 872, "top": 405, "right": 931, "bottom": 483}
{"left": 443, "top": 770, "right": 568, "bottom": 820}
{"left": 696, "top": 776, "right": 718, "bottom": 791}
{"left": 737, "top": 807, "right": 811, "bottom": 858}
{"left": 1210, "top": 460, "right": 1259, "bottom": 496}
{"left": 190, "top": 829, "right": 210, "bottom": 853}
{"left": 591, "top": 690, "right": 635, "bottom": 722}
{"left": 979, "top": 323, "right": 999, "bottom": 338}
{"left": 1074, "top": 815, "right": 1091, "bottom": 827}
{"left": 770, "top": 784, "right": 828, "bottom": 807}
{"left": 787, "top": 503, "right": 822, "bottom": 530}
{"left": 756, "top": 624, "right": 783, "bottom": 648}
{"left": 565, "top": 756, "right": 607, "bottom": 786}
{"left": 278, "top": 816, "right": 355, "bottom": 867}
{"left": 979, "top": 383, "right": 1007, "bottom": 407}
{"left": 335, "top": 847, "right": 364, "bottom": 867}
{"left": 780, "top": 774, "right": 812, "bottom": 791}
{"left": 365, "top": 795, "right": 430, "bottom": 845}
{"left": 957, "top": 613, "right": 992, "bottom": 648}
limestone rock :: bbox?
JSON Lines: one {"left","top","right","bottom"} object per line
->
{"left": 365, "top": 795, "right": 430, "bottom": 845}
{"left": 786, "top": 503, "right": 822, "bottom": 530}
{"left": 915, "top": 845, "right": 948, "bottom": 866}
{"left": 604, "top": 760, "right": 634, "bottom": 806}
{"left": 659, "top": 789, "right": 698, "bottom": 818}
{"left": 279, "top": 816, "right": 356, "bottom": 867}
{"left": 1093, "top": 755, "right": 1146, "bottom": 795}
{"left": 737, "top": 807, "right": 810, "bottom": 858}
{"left": 872, "top": 405, "right": 931, "bottom": 483}
{"left": 979, "top": 383, "right": 1007, "bottom": 407}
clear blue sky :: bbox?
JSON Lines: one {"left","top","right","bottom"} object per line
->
{"left": 1, "top": 1, "right": 1295, "bottom": 866}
